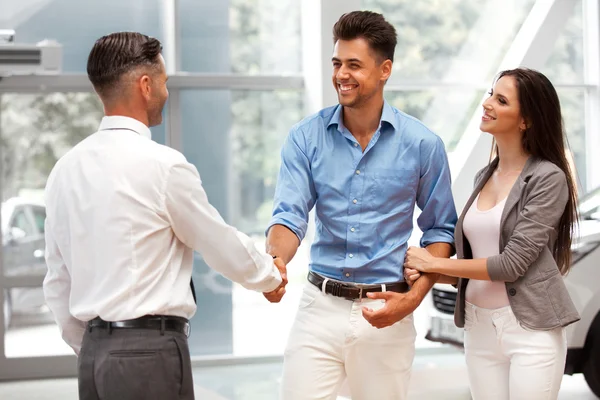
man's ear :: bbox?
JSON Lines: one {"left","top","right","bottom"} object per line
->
{"left": 380, "top": 59, "right": 392, "bottom": 82}
{"left": 139, "top": 74, "right": 152, "bottom": 101}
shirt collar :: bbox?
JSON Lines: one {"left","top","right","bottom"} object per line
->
{"left": 327, "top": 100, "right": 399, "bottom": 133}
{"left": 380, "top": 100, "right": 399, "bottom": 131}
{"left": 98, "top": 116, "right": 152, "bottom": 140}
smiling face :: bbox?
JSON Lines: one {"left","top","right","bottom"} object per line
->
{"left": 331, "top": 38, "right": 391, "bottom": 109}
{"left": 480, "top": 75, "right": 527, "bottom": 136}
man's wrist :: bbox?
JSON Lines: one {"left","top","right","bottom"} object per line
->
{"left": 407, "top": 272, "right": 437, "bottom": 306}
{"left": 405, "top": 290, "right": 424, "bottom": 309}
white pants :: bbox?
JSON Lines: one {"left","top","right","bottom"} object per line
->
{"left": 280, "top": 282, "right": 417, "bottom": 400}
{"left": 464, "top": 302, "right": 567, "bottom": 400}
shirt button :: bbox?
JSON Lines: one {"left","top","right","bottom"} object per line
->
{"left": 349, "top": 254, "right": 354, "bottom": 258}
{"left": 352, "top": 199, "right": 357, "bottom": 204}
{"left": 508, "top": 288, "right": 517, "bottom": 296}
{"left": 350, "top": 227, "right": 355, "bottom": 232}
{"left": 355, "top": 170, "right": 360, "bottom": 175}
{"left": 345, "top": 273, "right": 350, "bottom": 277}
{"left": 354, "top": 143, "right": 358, "bottom": 147}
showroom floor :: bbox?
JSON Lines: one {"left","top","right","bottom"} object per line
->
{"left": 0, "top": 349, "right": 596, "bottom": 400}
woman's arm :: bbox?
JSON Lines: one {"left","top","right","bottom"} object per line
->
{"left": 404, "top": 266, "right": 458, "bottom": 285}
{"left": 405, "top": 249, "right": 489, "bottom": 280}
{"left": 405, "top": 168, "right": 570, "bottom": 282}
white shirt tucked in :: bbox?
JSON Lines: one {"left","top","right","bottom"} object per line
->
{"left": 463, "top": 193, "right": 510, "bottom": 309}
{"left": 43, "top": 116, "right": 282, "bottom": 354}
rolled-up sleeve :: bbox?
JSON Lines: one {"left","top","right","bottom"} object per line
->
{"left": 416, "top": 136, "right": 458, "bottom": 248}
{"left": 487, "top": 169, "right": 569, "bottom": 282}
{"left": 267, "top": 127, "right": 316, "bottom": 242}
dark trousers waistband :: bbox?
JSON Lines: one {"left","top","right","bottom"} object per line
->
{"left": 308, "top": 271, "right": 409, "bottom": 300}
{"left": 88, "top": 315, "right": 190, "bottom": 337}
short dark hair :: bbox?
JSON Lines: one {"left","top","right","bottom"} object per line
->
{"left": 87, "top": 32, "right": 163, "bottom": 99}
{"left": 332, "top": 11, "right": 397, "bottom": 63}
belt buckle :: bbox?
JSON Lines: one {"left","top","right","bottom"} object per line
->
{"left": 184, "top": 322, "right": 191, "bottom": 338}
{"left": 343, "top": 286, "right": 363, "bottom": 301}
{"left": 349, "top": 286, "right": 364, "bottom": 301}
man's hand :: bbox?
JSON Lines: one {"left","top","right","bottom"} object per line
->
{"left": 361, "top": 291, "right": 419, "bottom": 329}
{"left": 263, "top": 257, "right": 288, "bottom": 303}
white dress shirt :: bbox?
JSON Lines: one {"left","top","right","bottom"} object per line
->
{"left": 43, "top": 116, "right": 282, "bottom": 354}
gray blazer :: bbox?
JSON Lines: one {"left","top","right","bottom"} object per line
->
{"left": 454, "top": 156, "right": 580, "bottom": 330}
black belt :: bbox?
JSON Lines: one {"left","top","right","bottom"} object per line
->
{"left": 307, "top": 271, "right": 409, "bottom": 300}
{"left": 88, "top": 315, "right": 190, "bottom": 337}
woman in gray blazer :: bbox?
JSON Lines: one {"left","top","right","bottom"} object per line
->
{"left": 404, "top": 68, "right": 580, "bottom": 399}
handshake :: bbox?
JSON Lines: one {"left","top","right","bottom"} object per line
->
{"left": 263, "top": 257, "right": 288, "bottom": 303}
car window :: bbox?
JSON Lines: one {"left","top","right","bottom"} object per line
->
{"left": 11, "top": 209, "right": 35, "bottom": 237}
{"left": 580, "top": 187, "right": 600, "bottom": 220}
{"left": 31, "top": 207, "right": 46, "bottom": 234}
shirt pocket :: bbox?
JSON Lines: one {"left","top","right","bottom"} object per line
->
{"left": 369, "top": 167, "right": 418, "bottom": 213}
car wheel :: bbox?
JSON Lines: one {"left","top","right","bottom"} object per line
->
{"left": 3, "top": 291, "right": 11, "bottom": 329}
{"left": 584, "top": 340, "right": 600, "bottom": 397}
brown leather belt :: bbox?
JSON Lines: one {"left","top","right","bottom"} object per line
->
{"left": 88, "top": 315, "right": 190, "bottom": 337}
{"left": 308, "top": 271, "right": 409, "bottom": 300}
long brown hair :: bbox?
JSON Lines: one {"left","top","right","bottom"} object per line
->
{"left": 491, "top": 68, "right": 579, "bottom": 274}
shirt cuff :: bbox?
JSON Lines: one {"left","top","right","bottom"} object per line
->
{"left": 420, "top": 228, "right": 455, "bottom": 249}
{"left": 266, "top": 215, "right": 306, "bottom": 243}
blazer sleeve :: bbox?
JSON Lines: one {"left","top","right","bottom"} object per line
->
{"left": 486, "top": 168, "right": 569, "bottom": 282}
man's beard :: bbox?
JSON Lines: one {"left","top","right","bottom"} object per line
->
{"left": 148, "top": 101, "right": 165, "bottom": 127}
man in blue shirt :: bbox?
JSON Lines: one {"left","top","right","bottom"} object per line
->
{"left": 266, "top": 11, "right": 457, "bottom": 400}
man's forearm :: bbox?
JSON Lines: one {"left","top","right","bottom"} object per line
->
{"left": 408, "top": 242, "right": 453, "bottom": 303}
{"left": 425, "top": 242, "right": 453, "bottom": 258}
{"left": 407, "top": 272, "right": 436, "bottom": 307}
{"left": 437, "top": 275, "right": 459, "bottom": 285}
{"left": 425, "top": 242, "right": 456, "bottom": 285}
{"left": 266, "top": 224, "right": 301, "bottom": 264}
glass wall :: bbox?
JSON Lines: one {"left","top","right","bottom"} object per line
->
{"left": 179, "top": 89, "right": 303, "bottom": 356}
{"left": 363, "top": 0, "right": 535, "bottom": 82}
{"left": 543, "top": 0, "right": 587, "bottom": 191}
{"left": 362, "top": 0, "right": 535, "bottom": 152}
{"left": 180, "top": 0, "right": 301, "bottom": 74}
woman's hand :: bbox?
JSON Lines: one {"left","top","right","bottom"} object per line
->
{"left": 403, "top": 267, "right": 421, "bottom": 286}
{"left": 404, "top": 246, "right": 437, "bottom": 273}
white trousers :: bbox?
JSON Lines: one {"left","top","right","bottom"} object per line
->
{"left": 464, "top": 302, "right": 567, "bottom": 400}
{"left": 280, "top": 282, "right": 417, "bottom": 400}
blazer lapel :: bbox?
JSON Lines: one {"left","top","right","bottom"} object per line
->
{"left": 498, "top": 156, "right": 538, "bottom": 242}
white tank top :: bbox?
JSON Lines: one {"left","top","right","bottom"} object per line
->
{"left": 463, "top": 193, "right": 510, "bottom": 309}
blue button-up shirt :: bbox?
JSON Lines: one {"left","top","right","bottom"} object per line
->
{"left": 268, "top": 101, "right": 457, "bottom": 284}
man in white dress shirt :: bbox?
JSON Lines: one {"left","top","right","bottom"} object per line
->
{"left": 42, "top": 32, "right": 287, "bottom": 400}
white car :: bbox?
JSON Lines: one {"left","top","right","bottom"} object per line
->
{"left": 1, "top": 197, "right": 47, "bottom": 328}
{"left": 427, "top": 186, "right": 600, "bottom": 396}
